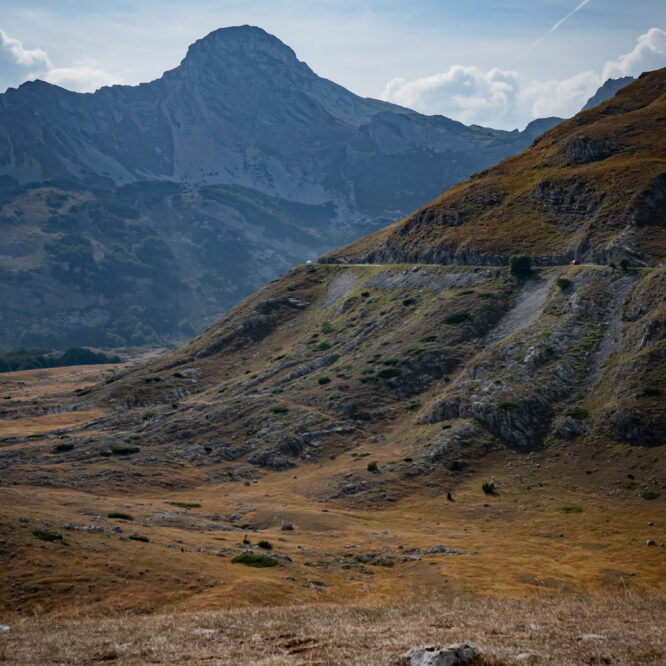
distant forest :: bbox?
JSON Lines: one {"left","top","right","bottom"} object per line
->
{"left": 0, "top": 347, "right": 121, "bottom": 373}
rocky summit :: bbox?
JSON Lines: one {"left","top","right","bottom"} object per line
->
{"left": 0, "top": 26, "right": 564, "bottom": 349}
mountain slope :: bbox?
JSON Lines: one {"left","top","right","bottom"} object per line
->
{"left": 582, "top": 76, "right": 635, "bottom": 111}
{"left": 0, "top": 26, "right": 562, "bottom": 349}
{"left": 323, "top": 69, "right": 666, "bottom": 267}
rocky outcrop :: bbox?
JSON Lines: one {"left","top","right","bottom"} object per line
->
{"left": 399, "top": 644, "right": 479, "bottom": 666}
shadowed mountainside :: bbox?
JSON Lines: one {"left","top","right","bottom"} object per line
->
{"left": 0, "top": 26, "right": 564, "bottom": 350}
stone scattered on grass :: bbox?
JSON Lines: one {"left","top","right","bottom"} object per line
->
{"left": 399, "top": 643, "right": 479, "bottom": 666}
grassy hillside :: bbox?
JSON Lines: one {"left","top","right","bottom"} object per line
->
{"left": 323, "top": 69, "right": 666, "bottom": 267}
{"left": 0, "top": 261, "right": 663, "bottom": 622}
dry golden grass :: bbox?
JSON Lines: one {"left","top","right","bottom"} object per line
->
{"left": 1, "top": 596, "right": 664, "bottom": 665}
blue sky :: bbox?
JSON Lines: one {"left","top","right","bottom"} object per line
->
{"left": 1, "top": 1, "right": 665, "bottom": 129}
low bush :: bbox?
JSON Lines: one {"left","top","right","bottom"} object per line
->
{"left": 32, "top": 529, "right": 62, "bottom": 542}
{"left": 129, "top": 534, "right": 149, "bottom": 543}
{"left": 317, "top": 342, "right": 332, "bottom": 351}
{"left": 405, "top": 402, "right": 421, "bottom": 412}
{"left": 143, "top": 376, "right": 161, "bottom": 383}
{"left": 269, "top": 405, "right": 288, "bottom": 414}
{"left": 321, "top": 323, "right": 334, "bottom": 334}
{"left": 257, "top": 540, "right": 273, "bottom": 550}
{"left": 564, "top": 407, "right": 589, "bottom": 419}
{"left": 509, "top": 254, "right": 532, "bottom": 278}
{"left": 446, "top": 460, "right": 462, "bottom": 472}
{"left": 642, "top": 491, "right": 660, "bottom": 500}
{"left": 403, "top": 297, "right": 417, "bottom": 306}
{"left": 318, "top": 376, "right": 331, "bottom": 385}
{"left": 377, "top": 368, "right": 401, "bottom": 379}
{"left": 108, "top": 512, "right": 134, "bottom": 521}
{"left": 111, "top": 446, "right": 140, "bottom": 455}
{"left": 168, "top": 501, "right": 201, "bottom": 509}
{"left": 141, "top": 412, "right": 155, "bottom": 420}
{"left": 443, "top": 311, "right": 471, "bottom": 325}
{"left": 499, "top": 401, "right": 518, "bottom": 410}
{"left": 420, "top": 335, "right": 437, "bottom": 342}
{"left": 558, "top": 505, "right": 583, "bottom": 514}
{"left": 231, "top": 553, "right": 279, "bottom": 567}
{"left": 367, "top": 461, "right": 378, "bottom": 472}
{"left": 482, "top": 482, "right": 496, "bottom": 495}
{"left": 556, "top": 277, "right": 572, "bottom": 291}
{"left": 52, "top": 443, "right": 75, "bottom": 453}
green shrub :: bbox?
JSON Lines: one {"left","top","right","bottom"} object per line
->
{"left": 168, "top": 501, "right": 201, "bottom": 509}
{"left": 509, "top": 254, "right": 532, "bottom": 278}
{"left": 269, "top": 405, "right": 288, "bottom": 414}
{"left": 141, "top": 411, "right": 155, "bottom": 420}
{"left": 111, "top": 446, "right": 140, "bottom": 455}
{"left": 377, "top": 368, "right": 401, "bottom": 379}
{"left": 443, "top": 311, "right": 471, "bottom": 325}
{"left": 129, "top": 534, "right": 149, "bottom": 542}
{"left": 558, "top": 505, "right": 583, "bottom": 514}
{"left": 317, "top": 342, "right": 332, "bottom": 351}
{"left": 367, "top": 461, "right": 378, "bottom": 472}
{"left": 257, "top": 540, "right": 273, "bottom": 550}
{"left": 642, "top": 491, "right": 660, "bottom": 500}
{"left": 447, "top": 460, "right": 462, "bottom": 472}
{"left": 321, "top": 323, "right": 334, "bottom": 334}
{"left": 482, "top": 482, "right": 496, "bottom": 495}
{"left": 403, "top": 297, "right": 417, "bottom": 306}
{"left": 556, "top": 277, "right": 572, "bottom": 291}
{"left": 405, "top": 402, "right": 421, "bottom": 412}
{"left": 564, "top": 407, "right": 589, "bottom": 419}
{"left": 52, "top": 443, "right": 75, "bottom": 453}
{"left": 619, "top": 257, "right": 630, "bottom": 271}
{"left": 643, "top": 388, "right": 661, "bottom": 397}
{"left": 446, "top": 492, "right": 454, "bottom": 502}
{"left": 420, "top": 335, "right": 437, "bottom": 342}
{"left": 32, "top": 529, "right": 62, "bottom": 542}
{"left": 499, "top": 401, "right": 518, "bottom": 410}
{"left": 608, "top": 261, "right": 616, "bottom": 269}
{"left": 403, "top": 457, "right": 413, "bottom": 462}
{"left": 108, "top": 512, "right": 134, "bottom": 521}
{"left": 231, "top": 553, "right": 279, "bottom": 567}
{"left": 318, "top": 376, "right": 331, "bottom": 385}
{"left": 143, "top": 376, "right": 161, "bottom": 383}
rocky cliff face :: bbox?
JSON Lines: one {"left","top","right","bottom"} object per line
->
{"left": 0, "top": 26, "right": 564, "bottom": 349}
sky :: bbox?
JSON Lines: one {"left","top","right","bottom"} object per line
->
{"left": 1, "top": 1, "right": 665, "bottom": 130}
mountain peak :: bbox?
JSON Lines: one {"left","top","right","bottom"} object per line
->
{"left": 181, "top": 25, "right": 303, "bottom": 71}
{"left": 582, "top": 76, "right": 635, "bottom": 111}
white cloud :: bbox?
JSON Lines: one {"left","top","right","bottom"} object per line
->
{"left": 602, "top": 27, "right": 666, "bottom": 79}
{"left": 43, "top": 59, "right": 122, "bottom": 92}
{"left": 382, "top": 66, "right": 521, "bottom": 126}
{"left": 0, "top": 27, "right": 51, "bottom": 68}
{"left": 0, "top": 27, "right": 121, "bottom": 92}
{"left": 381, "top": 27, "right": 666, "bottom": 129}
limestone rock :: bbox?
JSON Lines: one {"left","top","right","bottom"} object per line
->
{"left": 399, "top": 643, "right": 479, "bottom": 666}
